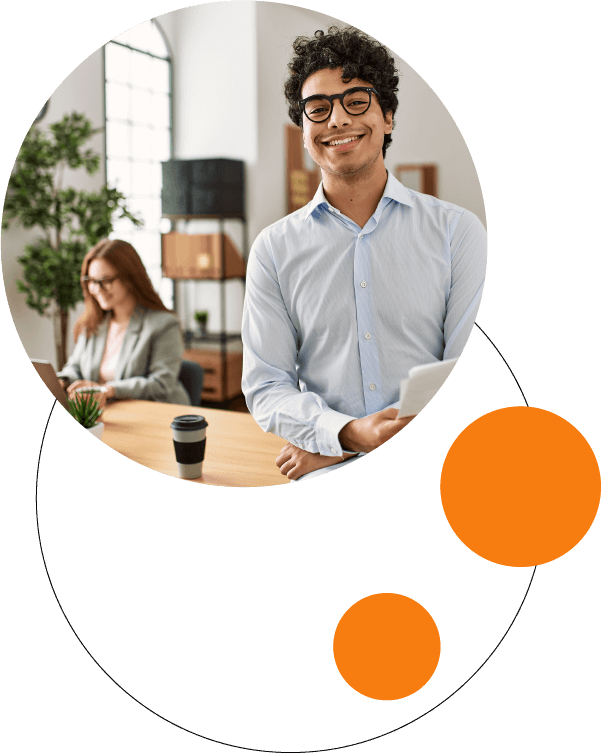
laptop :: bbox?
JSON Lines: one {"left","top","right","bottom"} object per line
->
{"left": 31, "top": 359, "right": 70, "bottom": 410}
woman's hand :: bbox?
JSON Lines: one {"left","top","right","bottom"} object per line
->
{"left": 67, "top": 380, "right": 112, "bottom": 409}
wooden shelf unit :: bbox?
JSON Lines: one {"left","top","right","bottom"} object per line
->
{"left": 161, "top": 214, "right": 248, "bottom": 405}
{"left": 183, "top": 348, "right": 243, "bottom": 403}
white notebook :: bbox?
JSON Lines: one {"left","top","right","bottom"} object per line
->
{"left": 397, "top": 358, "right": 459, "bottom": 418}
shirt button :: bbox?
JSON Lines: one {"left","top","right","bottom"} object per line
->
{"left": 358, "top": 234, "right": 364, "bottom": 239}
{"left": 369, "top": 383, "right": 376, "bottom": 391}
{"left": 365, "top": 333, "right": 371, "bottom": 339}
{"left": 331, "top": 447, "right": 336, "bottom": 454}
{"left": 360, "top": 281, "right": 367, "bottom": 288}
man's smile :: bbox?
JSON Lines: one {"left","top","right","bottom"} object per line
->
{"left": 321, "top": 134, "right": 365, "bottom": 150}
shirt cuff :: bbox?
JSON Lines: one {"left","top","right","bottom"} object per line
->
{"left": 315, "top": 409, "right": 357, "bottom": 456}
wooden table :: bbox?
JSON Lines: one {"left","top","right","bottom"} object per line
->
{"left": 101, "top": 400, "right": 289, "bottom": 487}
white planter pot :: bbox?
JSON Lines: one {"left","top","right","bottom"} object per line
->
{"left": 87, "top": 422, "right": 104, "bottom": 440}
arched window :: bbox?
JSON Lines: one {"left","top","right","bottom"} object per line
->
{"left": 104, "top": 19, "right": 172, "bottom": 301}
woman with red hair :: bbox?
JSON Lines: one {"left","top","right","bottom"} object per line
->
{"left": 57, "top": 238, "right": 190, "bottom": 407}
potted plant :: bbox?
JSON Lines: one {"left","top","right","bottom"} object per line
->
{"left": 67, "top": 391, "right": 104, "bottom": 439}
{"left": 194, "top": 309, "right": 209, "bottom": 339}
{"left": 2, "top": 112, "right": 142, "bottom": 370}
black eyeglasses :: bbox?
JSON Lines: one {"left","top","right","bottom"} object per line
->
{"left": 81, "top": 275, "right": 120, "bottom": 292}
{"left": 300, "top": 87, "right": 379, "bottom": 123}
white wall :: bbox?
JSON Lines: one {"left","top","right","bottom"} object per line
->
{"left": 157, "top": 1, "right": 258, "bottom": 335}
{"left": 253, "top": 1, "right": 485, "bottom": 229}
{"left": 2, "top": 0, "right": 486, "bottom": 355}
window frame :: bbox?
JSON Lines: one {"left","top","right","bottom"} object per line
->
{"left": 101, "top": 18, "right": 173, "bottom": 282}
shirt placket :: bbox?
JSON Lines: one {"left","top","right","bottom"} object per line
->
{"left": 353, "top": 222, "right": 383, "bottom": 415}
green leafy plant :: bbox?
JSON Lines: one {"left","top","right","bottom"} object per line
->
{"left": 67, "top": 391, "right": 103, "bottom": 429}
{"left": 194, "top": 309, "right": 209, "bottom": 339}
{"left": 2, "top": 112, "right": 143, "bottom": 369}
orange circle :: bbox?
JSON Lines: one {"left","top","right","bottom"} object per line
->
{"left": 333, "top": 593, "right": 441, "bottom": 700}
{"left": 440, "top": 407, "right": 600, "bottom": 566}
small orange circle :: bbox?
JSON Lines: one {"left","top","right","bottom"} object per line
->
{"left": 333, "top": 593, "right": 441, "bottom": 700}
{"left": 440, "top": 407, "right": 600, "bottom": 567}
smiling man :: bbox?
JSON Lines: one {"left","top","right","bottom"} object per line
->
{"left": 242, "top": 26, "right": 487, "bottom": 480}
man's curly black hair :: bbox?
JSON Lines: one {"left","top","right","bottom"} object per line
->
{"left": 284, "top": 26, "right": 400, "bottom": 159}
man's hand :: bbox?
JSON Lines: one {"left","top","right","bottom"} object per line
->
{"left": 338, "top": 407, "right": 416, "bottom": 454}
{"left": 276, "top": 443, "right": 353, "bottom": 481}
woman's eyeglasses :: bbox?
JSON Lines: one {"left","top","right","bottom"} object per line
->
{"left": 81, "top": 275, "right": 120, "bottom": 292}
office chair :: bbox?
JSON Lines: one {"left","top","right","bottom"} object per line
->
{"left": 178, "top": 360, "right": 205, "bottom": 407}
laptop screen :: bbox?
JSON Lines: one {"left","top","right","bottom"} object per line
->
{"left": 31, "top": 359, "right": 70, "bottom": 410}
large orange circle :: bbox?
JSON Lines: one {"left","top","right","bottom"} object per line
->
{"left": 440, "top": 407, "right": 600, "bottom": 566}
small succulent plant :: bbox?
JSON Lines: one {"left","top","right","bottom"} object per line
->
{"left": 194, "top": 309, "right": 209, "bottom": 340}
{"left": 67, "top": 392, "right": 103, "bottom": 429}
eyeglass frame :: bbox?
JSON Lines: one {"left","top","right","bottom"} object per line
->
{"left": 299, "top": 86, "right": 380, "bottom": 123}
{"left": 81, "top": 275, "right": 120, "bottom": 292}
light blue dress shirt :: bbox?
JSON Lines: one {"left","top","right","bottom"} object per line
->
{"left": 242, "top": 171, "right": 486, "bottom": 457}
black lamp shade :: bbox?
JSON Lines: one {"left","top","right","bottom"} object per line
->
{"left": 161, "top": 158, "right": 245, "bottom": 217}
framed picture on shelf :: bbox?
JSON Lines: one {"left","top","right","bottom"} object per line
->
{"left": 394, "top": 163, "right": 438, "bottom": 197}
{"left": 286, "top": 124, "right": 320, "bottom": 214}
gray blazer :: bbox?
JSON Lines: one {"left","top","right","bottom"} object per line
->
{"left": 58, "top": 305, "right": 190, "bottom": 405}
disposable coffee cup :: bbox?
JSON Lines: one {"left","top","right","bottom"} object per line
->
{"left": 171, "top": 415, "right": 208, "bottom": 479}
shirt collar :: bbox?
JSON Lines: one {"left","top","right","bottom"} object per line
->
{"left": 302, "top": 170, "right": 415, "bottom": 221}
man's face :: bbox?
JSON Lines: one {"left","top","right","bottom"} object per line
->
{"left": 300, "top": 67, "right": 393, "bottom": 179}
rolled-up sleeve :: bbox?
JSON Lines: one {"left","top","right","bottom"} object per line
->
{"left": 242, "top": 233, "right": 355, "bottom": 456}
